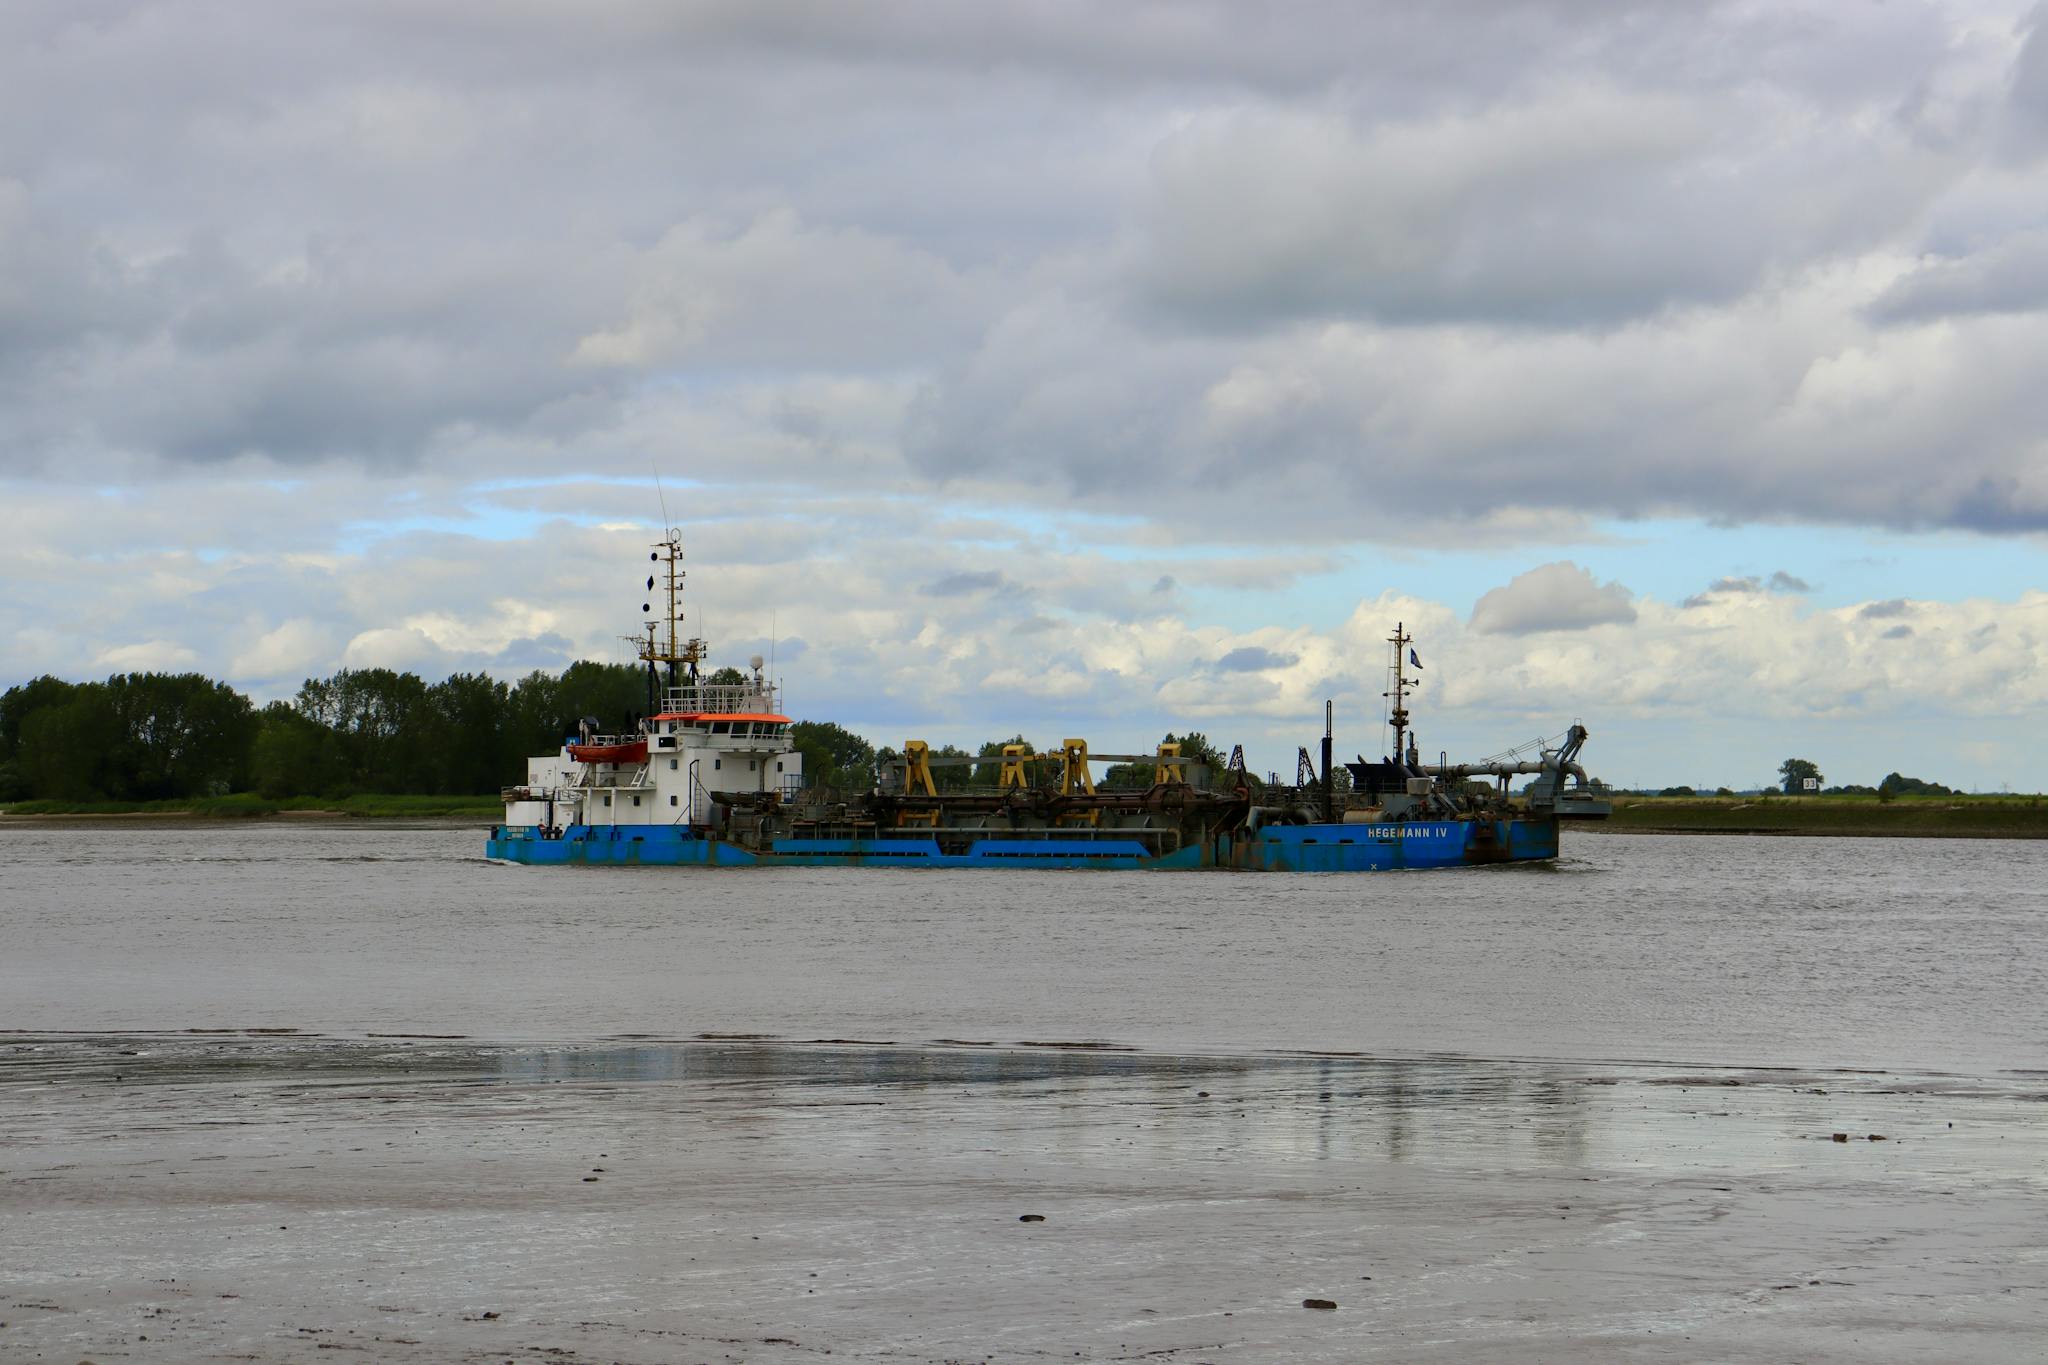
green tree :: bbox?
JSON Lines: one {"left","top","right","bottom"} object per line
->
{"left": 552, "top": 661, "right": 652, "bottom": 736}
{"left": 426, "top": 672, "right": 511, "bottom": 793}
{"left": 102, "top": 672, "right": 258, "bottom": 799}
{"left": 19, "top": 687, "right": 117, "bottom": 800}
{"left": 1, "top": 676, "right": 87, "bottom": 800}
{"left": 1778, "top": 757, "right": 1823, "bottom": 795}
{"left": 500, "top": 661, "right": 647, "bottom": 765}
{"left": 1168, "top": 732, "right": 1224, "bottom": 769}
{"left": 506, "top": 670, "right": 566, "bottom": 758}
{"left": 1, "top": 676, "right": 84, "bottom": 762}
{"left": 1102, "top": 731, "right": 1228, "bottom": 789}
{"left": 1097, "top": 759, "right": 1152, "bottom": 790}
{"left": 790, "top": 720, "right": 877, "bottom": 790}
{"left": 250, "top": 701, "right": 343, "bottom": 798}
{"left": 705, "top": 665, "right": 749, "bottom": 687}
{"left": 1878, "top": 772, "right": 1953, "bottom": 798}
{"left": 971, "top": 735, "right": 1034, "bottom": 786}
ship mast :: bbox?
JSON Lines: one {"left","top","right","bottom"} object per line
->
{"left": 1384, "top": 621, "right": 1418, "bottom": 770}
{"left": 627, "top": 530, "right": 707, "bottom": 713}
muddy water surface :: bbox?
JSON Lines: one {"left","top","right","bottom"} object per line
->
{"left": 2, "top": 821, "right": 2045, "bottom": 1072}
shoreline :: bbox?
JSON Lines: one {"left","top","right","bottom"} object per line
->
{"left": 0, "top": 809, "right": 492, "bottom": 824}
{"left": 0, "top": 801, "right": 498, "bottom": 822}
{"left": 8, "top": 808, "right": 2046, "bottom": 840}
{"left": 1577, "top": 821, "right": 2048, "bottom": 840}
{"left": 1592, "top": 796, "right": 2048, "bottom": 840}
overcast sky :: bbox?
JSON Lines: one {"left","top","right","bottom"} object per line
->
{"left": 5, "top": 0, "right": 2048, "bottom": 789}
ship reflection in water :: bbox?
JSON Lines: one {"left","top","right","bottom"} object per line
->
{"left": 485, "top": 1039, "right": 1604, "bottom": 1167}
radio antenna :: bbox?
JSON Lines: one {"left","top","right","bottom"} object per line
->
{"left": 652, "top": 461, "right": 673, "bottom": 535}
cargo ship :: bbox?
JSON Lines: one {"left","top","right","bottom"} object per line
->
{"left": 487, "top": 534, "right": 1610, "bottom": 870}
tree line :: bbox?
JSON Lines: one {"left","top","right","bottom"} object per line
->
{"left": 1776, "top": 757, "right": 1955, "bottom": 798}
{"left": 0, "top": 666, "right": 1243, "bottom": 805}
{"left": 1, "top": 664, "right": 657, "bottom": 803}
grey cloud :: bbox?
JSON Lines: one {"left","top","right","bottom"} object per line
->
{"left": 1681, "top": 576, "right": 1759, "bottom": 607}
{"left": 0, "top": 191, "right": 631, "bottom": 472}
{"left": 2002, "top": 7, "right": 2048, "bottom": 161}
{"left": 3, "top": 0, "right": 2047, "bottom": 550}
{"left": 1131, "top": 102, "right": 1737, "bottom": 330}
{"left": 574, "top": 210, "right": 1000, "bottom": 371}
{"left": 1871, "top": 232, "right": 2048, "bottom": 322}
{"left": 1686, "top": 572, "right": 1809, "bottom": 603}
{"left": 1859, "top": 599, "right": 1911, "bottom": 619}
{"left": 1683, "top": 572, "right": 1810, "bottom": 605}
{"left": 1214, "top": 646, "right": 1298, "bottom": 672}
{"left": 1126, "top": 50, "right": 1960, "bottom": 334}
{"left": 922, "top": 570, "right": 1009, "bottom": 597}
{"left": 1470, "top": 562, "right": 1635, "bottom": 635}
{"left": 911, "top": 283, "right": 2048, "bottom": 540}
{"left": 1881, "top": 624, "right": 1915, "bottom": 639}
{"left": 491, "top": 633, "right": 579, "bottom": 672}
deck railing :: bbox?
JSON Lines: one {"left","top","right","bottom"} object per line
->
{"left": 660, "top": 683, "right": 781, "bottom": 715}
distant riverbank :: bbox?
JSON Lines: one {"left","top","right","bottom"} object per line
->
{"left": 0, "top": 793, "right": 501, "bottom": 820}
{"left": 1591, "top": 794, "right": 2048, "bottom": 839}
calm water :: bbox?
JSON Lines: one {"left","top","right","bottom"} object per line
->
{"left": 2, "top": 821, "right": 2043, "bottom": 1076}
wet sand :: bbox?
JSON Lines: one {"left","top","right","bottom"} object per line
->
{"left": 4, "top": 1036, "right": 2043, "bottom": 1363}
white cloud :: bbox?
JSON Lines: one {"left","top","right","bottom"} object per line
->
{"left": 341, "top": 626, "right": 449, "bottom": 673}
{"left": 1470, "top": 563, "right": 1637, "bottom": 635}
{"left": 92, "top": 639, "right": 200, "bottom": 672}
{"left": 229, "top": 618, "right": 337, "bottom": 682}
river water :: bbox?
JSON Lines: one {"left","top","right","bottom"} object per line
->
{"left": 4, "top": 820, "right": 2046, "bottom": 1362}
{"left": 2, "top": 821, "right": 2043, "bottom": 1075}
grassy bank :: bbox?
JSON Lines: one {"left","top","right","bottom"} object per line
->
{"left": 1595, "top": 793, "right": 2048, "bottom": 839}
{"left": 0, "top": 793, "right": 502, "bottom": 819}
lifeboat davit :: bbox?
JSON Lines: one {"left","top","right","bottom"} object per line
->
{"left": 566, "top": 739, "right": 648, "bottom": 765}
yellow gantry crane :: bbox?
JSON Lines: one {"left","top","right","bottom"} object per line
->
{"left": 888, "top": 735, "right": 1200, "bottom": 827}
{"left": 897, "top": 738, "right": 940, "bottom": 826}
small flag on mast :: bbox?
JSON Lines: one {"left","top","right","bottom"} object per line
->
{"left": 1409, "top": 647, "right": 1423, "bottom": 670}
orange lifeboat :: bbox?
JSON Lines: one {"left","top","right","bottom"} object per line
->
{"left": 566, "top": 739, "right": 648, "bottom": 765}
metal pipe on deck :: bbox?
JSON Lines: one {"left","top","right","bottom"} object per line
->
{"left": 1321, "top": 699, "right": 1335, "bottom": 823}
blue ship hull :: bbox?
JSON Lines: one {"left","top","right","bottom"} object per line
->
{"left": 485, "top": 818, "right": 1560, "bottom": 871}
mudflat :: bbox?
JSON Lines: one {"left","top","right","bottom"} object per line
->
{"left": 4, "top": 1036, "right": 2043, "bottom": 1364}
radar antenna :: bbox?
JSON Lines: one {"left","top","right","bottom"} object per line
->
{"left": 625, "top": 531, "right": 708, "bottom": 714}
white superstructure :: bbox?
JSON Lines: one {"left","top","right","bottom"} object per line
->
{"left": 502, "top": 531, "right": 804, "bottom": 834}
